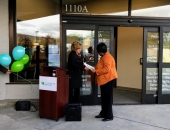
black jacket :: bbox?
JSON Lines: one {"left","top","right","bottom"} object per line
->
{"left": 0, "top": 65, "right": 8, "bottom": 74}
{"left": 67, "top": 51, "right": 85, "bottom": 88}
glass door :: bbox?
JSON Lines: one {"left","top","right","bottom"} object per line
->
{"left": 143, "top": 27, "right": 170, "bottom": 104}
{"left": 62, "top": 24, "right": 96, "bottom": 105}
{"left": 142, "top": 27, "right": 159, "bottom": 104}
{"left": 158, "top": 27, "right": 170, "bottom": 104}
{"left": 96, "top": 26, "right": 115, "bottom": 104}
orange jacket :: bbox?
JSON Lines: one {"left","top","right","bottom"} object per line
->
{"left": 95, "top": 52, "right": 118, "bottom": 86}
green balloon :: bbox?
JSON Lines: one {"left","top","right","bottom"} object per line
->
{"left": 19, "top": 54, "right": 29, "bottom": 65}
{"left": 11, "top": 61, "right": 24, "bottom": 72}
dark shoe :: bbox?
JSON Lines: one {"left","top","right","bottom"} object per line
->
{"left": 95, "top": 115, "right": 103, "bottom": 118}
{"left": 102, "top": 118, "right": 113, "bottom": 121}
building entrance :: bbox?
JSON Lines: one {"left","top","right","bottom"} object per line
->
{"left": 62, "top": 18, "right": 170, "bottom": 105}
{"left": 115, "top": 26, "right": 170, "bottom": 104}
{"left": 62, "top": 24, "right": 114, "bottom": 105}
{"left": 114, "top": 27, "right": 143, "bottom": 104}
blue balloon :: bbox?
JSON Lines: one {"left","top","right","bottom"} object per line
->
{"left": 0, "top": 53, "right": 12, "bottom": 66}
{"left": 12, "top": 46, "right": 25, "bottom": 60}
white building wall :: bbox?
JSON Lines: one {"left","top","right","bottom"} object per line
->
{"left": 0, "top": 0, "right": 10, "bottom": 100}
{"left": 0, "top": 0, "right": 39, "bottom": 100}
{"left": 6, "top": 84, "right": 39, "bottom": 99}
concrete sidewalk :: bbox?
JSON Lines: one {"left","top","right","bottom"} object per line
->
{"left": 0, "top": 105, "right": 170, "bottom": 130}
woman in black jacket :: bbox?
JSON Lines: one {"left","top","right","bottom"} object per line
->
{"left": 0, "top": 65, "right": 11, "bottom": 74}
{"left": 67, "top": 41, "right": 88, "bottom": 103}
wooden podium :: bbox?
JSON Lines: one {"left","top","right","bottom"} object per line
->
{"left": 39, "top": 66, "right": 69, "bottom": 121}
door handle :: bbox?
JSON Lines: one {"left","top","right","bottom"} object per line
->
{"left": 140, "top": 58, "right": 143, "bottom": 65}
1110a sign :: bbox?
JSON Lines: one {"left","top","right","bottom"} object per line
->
{"left": 65, "top": 5, "right": 88, "bottom": 13}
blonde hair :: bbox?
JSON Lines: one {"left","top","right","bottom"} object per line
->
{"left": 71, "top": 41, "right": 82, "bottom": 51}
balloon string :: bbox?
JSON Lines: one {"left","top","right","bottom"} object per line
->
{"left": 12, "top": 72, "right": 34, "bottom": 91}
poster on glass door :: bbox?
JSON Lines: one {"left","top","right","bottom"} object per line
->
{"left": 48, "top": 45, "right": 60, "bottom": 67}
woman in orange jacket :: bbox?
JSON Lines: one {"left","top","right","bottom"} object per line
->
{"left": 91, "top": 42, "right": 118, "bottom": 122}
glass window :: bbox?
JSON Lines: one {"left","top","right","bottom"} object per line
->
{"left": 162, "top": 68, "right": 170, "bottom": 94}
{"left": 132, "top": 0, "right": 170, "bottom": 17}
{"left": 146, "top": 68, "right": 158, "bottom": 94}
{"left": 163, "top": 32, "right": 170, "bottom": 63}
{"left": 147, "top": 32, "right": 159, "bottom": 63}
{"left": 62, "top": 0, "right": 128, "bottom": 16}
{"left": 98, "top": 30, "right": 111, "bottom": 60}
{"left": 98, "top": 31, "right": 110, "bottom": 51}
{"left": 16, "top": 0, "right": 60, "bottom": 81}
{"left": 81, "top": 72, "right": 95, "bottom": 96}
{"left": 66, "top": 30, "right": 95, "bottom": 62}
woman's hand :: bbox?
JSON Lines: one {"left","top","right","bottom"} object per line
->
{"left": 6, "top": 70, "right": 11, "bottom": 74}
{"left": 91, "top": 68, "right": 96, "bottom": 73}
{"left": 84, "top": 62, "right": 89, "bottom": 70}
{"left": 84, "top": 67, "right": 89, "bottom": 71}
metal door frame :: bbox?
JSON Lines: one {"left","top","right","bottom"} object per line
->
{"left": 142, "top": 27, "right": 159, "bottom": 104}
{"left": 142, "top": 27, "right": 170, "bottom": 104}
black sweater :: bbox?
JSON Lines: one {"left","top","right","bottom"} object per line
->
{"left": 67, "top": 51, "right": 85, "bottom": 72}
{"left": 0, "top": 65, "right": 8, "bottom": 74}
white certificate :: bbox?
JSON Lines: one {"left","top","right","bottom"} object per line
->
{"left": 84, "top": 63, "right": 95, "bottom": 71}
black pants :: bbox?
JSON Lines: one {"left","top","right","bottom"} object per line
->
{"left": 69, "top": 87, "right": 80, "bottom": 103}
{"left": 99, "top": 79, "right": 115, "bottom": 119}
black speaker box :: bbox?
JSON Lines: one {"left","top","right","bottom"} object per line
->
{"left": 15, "top": 101, "right": 31, "bottom": 111}
{"left": 65, "top": 103, "right": 82, "bottom": 121}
